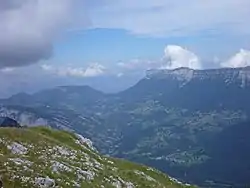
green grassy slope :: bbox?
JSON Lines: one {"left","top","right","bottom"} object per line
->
{"left": 0, "top": 127, "right": 195, "bottom": 188}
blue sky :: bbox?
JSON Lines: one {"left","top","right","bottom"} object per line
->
{"left": 1, "top": 0, "right": 250, "bottom": 97}
{"left": 54, "top": 29, "right": 165, "bottom": 64}
{"left": 53, "top": 28, "right": 250, "bottom": 69}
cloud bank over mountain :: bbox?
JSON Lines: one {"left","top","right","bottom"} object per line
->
{"left": 221, "top": 49, "right": 250, "bottom": 68}
{"left": 0, "top": 45, "right": 250, "bottom": 98}
{"left": 116, "top": 46, "right": 250, "bottom": 72}
{"left": 0, "top": 0, "right": 250, "bottom": 97}
{"left": 162, "top": 45, "right": 201, "bottom": 69}
{"left": 41, "top": 46, "right": 250, "bottom": 78}
{"left": 41, "top": 63, "right": 106, "bottom": 78}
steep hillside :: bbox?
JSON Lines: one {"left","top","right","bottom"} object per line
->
{"left": 0, "top": 127, "right": 193, "bottom": 188}
{"left": 0, "top": 105, "right": 102, "bottom": 133}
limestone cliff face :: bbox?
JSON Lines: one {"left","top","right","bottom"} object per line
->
{"left": 146, "top": 66, "right": 250, "bottom": 87}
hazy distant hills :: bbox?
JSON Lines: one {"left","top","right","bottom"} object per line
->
{"left": 1, "top": 66, "right": 250, "bottom": 187}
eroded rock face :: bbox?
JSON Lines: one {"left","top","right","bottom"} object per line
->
{"left": 75, "top": 134, "right": 96, "bottom": 151}
{"left": 35, "top": 177, "right": 55, "bottom": 188}
{"left": 146, "top": 66, "right": 250, "bottom": 87}
{"left": 7, "top": 142, "right": 28, "bottom": 155}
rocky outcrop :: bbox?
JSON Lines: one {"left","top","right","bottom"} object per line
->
{"left": 0, "top": 117, "right": 21, "bottom": 128}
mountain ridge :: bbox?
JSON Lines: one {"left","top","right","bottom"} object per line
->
{"left": 1, "top": 66, "right": 250, "bottom": 187}
{"left": 146, "top": 66, "right": 250, "bottom": 87}
{"left": 3, "top": 66, "right": 250, "bottom": 104}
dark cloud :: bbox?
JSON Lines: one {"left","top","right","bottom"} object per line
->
{"left": 0, "top": 41, "right": 52, "bottom": 68}
{"left": 0, "top": 0, "right": 26, "bottom": 10}
{"left": 0, "top": 0, "right": 85, "bottom": 68}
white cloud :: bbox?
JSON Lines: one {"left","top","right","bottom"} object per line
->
{"left": 221, "top": 49, "right": 250, "bottom": 68}
{"left": 84, "top": 64, "right": 106, "bottom": 77}
{"left": 161, "top": 45, "right": 201, "bottom": 69}
{"left": 116, "top": 45, "right": 202, "bottom": 71}
{"left": 0, "top": 0, "right": 86, "bottom": 68}
{"left": 88, "top": 0, "right": 250, "bottom": 37}
{"left": 41, "top": 63, "right": 106, "bottom": 78}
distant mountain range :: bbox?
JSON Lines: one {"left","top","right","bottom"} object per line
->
{"left": 1, "top": 66, "right": 250, "bottom": 187}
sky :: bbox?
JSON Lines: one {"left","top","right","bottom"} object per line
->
{"left": 1, "top": 0, "right": 250, "bottom": 97}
